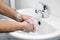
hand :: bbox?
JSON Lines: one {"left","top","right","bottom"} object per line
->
{"left": 16, "top": 14, "right": 35, "bottom": 32}
{"left": 17, "top": 14, "right": 31, "bottom": 22}
{"left": 21, "top": 21, "right": 35, "bottom": 32}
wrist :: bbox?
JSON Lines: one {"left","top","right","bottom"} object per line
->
{"left": 15, "top": 22, "right": 23, "bottom": 30}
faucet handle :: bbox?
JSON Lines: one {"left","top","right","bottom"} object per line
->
{"left": 35, "top": 9, "right": 42, "bottom": 14}
{"left": 35, "top": 9, "right": 38, "bottom": 13}
{"left": 35, "top": 2, "right": 50, "bottom": 18}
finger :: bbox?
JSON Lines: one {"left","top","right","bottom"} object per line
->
{"left": 23, "top": 29, "right": 30, "bottom": 33}
{"left": 22, "top": 15, "right": 31, "bottom": 21}
{"left": 17, "top": 18, "right": 22, "bottom": 22}
{"left": 30, "top": 24, "right": 36, "bottom": 32}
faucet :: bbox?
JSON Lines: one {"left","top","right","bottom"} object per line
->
{"left": 35, "top": 2, "right": 50, "bottom": 18}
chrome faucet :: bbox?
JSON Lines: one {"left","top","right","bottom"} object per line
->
{"left": 35, "top": 2, "right": 50, "bottom": 18}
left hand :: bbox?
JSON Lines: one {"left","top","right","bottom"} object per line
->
{"left": 17, "top": 14, "right": 31, "bottom": 22}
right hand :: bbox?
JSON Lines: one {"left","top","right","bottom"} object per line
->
{"left": 21, "top": 21, "right": 35, "bottom": 32}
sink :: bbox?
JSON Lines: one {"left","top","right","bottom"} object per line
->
{"left": 0, "top": 8, "right": 60, "bottom": 39}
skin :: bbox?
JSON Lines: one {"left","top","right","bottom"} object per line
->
{"left": 0, "top": 0, "right": 34, "bottom": 33}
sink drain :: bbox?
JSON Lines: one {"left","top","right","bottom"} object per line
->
{"left": 38, "top": 21, "right": 41, "bottom": 25}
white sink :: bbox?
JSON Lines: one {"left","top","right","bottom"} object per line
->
{"left": 0, "top": 8, "right": 60, "bottom": 39}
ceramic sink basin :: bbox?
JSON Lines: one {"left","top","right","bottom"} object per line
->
{"left": 0, "top": 9, "right": 60, "bottom": 39}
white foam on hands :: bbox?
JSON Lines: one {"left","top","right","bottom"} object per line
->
{"left": 16, "top": 17, "right": 39, "bottom": 35}
{"left": 27, "top": 18, "right": 39, "bottom": 34}
{"left": 28, "top": 18, "right": 38, "bottom": 30}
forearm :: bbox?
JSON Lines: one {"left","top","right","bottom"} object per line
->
{"left": 0, "top": 20, "right": 23, "bottom": 33}
{"left": 0, "top": 0, "right": 17, "bottom": 20}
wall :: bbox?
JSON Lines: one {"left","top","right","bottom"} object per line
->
{"left": 15, "top": 0, "right": 35, "bottom": 9}
{"left": 15, "top": 0, "right": 43, "bottom": 10}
